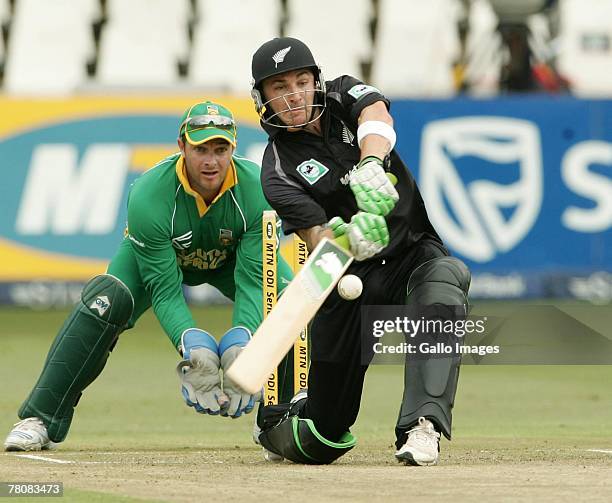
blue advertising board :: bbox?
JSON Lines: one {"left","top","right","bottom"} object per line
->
{"left": 392, "top": 96, "right": 611, "bottom": 300}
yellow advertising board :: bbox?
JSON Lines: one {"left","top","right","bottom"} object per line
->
{"left": 0, "top": 96, "right": 266, "bottom": 281}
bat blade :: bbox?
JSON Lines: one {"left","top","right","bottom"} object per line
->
{"left": 226, "top": 238, "right": 353, "bottom": 394}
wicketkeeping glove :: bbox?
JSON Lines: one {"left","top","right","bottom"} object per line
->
{"left": 350, "top": 156, "right": 399, "bottom": 216}
{"left": 219, "top": 327, "right": 262, "bottom": 418}
{"left": 329, "top": 212, "right": 389, "bottom": 261}
{"left": 177, "top": 329, "right": 228, "bottom": 415}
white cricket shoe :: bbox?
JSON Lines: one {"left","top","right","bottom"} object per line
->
{"left": 260, "top": 390, "right": 307, "bottom": 462}
{"left": 4, "top": 418, "right": 53, "bottom": 452}
{"left": 252, "top": 423, "right": 260, "bottom": 445}
{"left": 395, "top": 417, "right": 440, "bottom": 466}
{"left": 255, "top": 391, "right": 308, "bottom": 463}
{"left": 262, "top": 447, "right": 284, "bottom": 462}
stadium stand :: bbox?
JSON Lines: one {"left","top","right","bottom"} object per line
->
{"left": 284, "top": 0, "right": 372, "bottom": 80}
{"left": 556, "top": 0, "right": 612, "bottom": 96}
{"left": 189, "top": 0, "right": 281, "bottom": 93}
{"left": 104, "top": 0, "right": 191, "bottom": 23}
{"left": 0, "top": 0, "right": 610, "bottom": 97}
{"left": 0, "top": 0, "right": 7, "bottom": 25}
{"left": 460, "top": 0, "right": 504, "bottom": 95}
{"left": 0, "top": 0, "right": 9, "bottom": 72}
{"left": 97, "top": 0, "right": 191, "bottom": 87}
{"left": 488, "top": 0, "right": 551, "bottom": 22}
{"left": 3, "top": 0, "right": 99, "bottom": 94}
{"left": 371, "top": 0, "right": 461, "bottom": 97}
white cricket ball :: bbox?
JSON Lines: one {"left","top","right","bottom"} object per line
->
{"left": 337, "top": 274, "right": 363, "bottom": 300}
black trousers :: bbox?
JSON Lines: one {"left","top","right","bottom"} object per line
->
{"left": 302, "top": 239, "right": 449, "bottom": 442}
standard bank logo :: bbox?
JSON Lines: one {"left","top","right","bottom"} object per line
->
{"left": 421, "top": 117, "right": 543, "bottom": 263}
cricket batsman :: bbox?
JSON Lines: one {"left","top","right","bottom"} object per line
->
{"left": 4, "top": 101, "right": 293, "bottom": 451}
{"left": 250, "top": 38, "right": 471, "bottom": 466}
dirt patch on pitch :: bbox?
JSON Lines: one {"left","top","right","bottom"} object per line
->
{"left": 2, "top": 439, "right": 612, "bottom": 502}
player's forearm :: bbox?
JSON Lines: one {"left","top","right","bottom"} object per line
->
{"left": 131, "top": 248, "right": 195, "bottom": 350}
{"left": 358, "top": 101, "right": 394, "bottom": 161}
{"left": 359, "top": 134, "right": 392, "bottom": 161}
{"left": 297, "top": 225, "right": 335, "bottom": 252}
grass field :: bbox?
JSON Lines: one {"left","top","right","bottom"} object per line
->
{"left": 1, "top": 305, "right": 612, "bottom": 502}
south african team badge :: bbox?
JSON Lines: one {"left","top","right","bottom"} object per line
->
{"left": 219, "top": 228, "right": 233, "bottom": 246}
{"left": 296, "top": 159, "right": 329, "bottom": 185}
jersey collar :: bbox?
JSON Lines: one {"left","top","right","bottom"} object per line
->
{"left": 175, "top": 156, "right": 238, "bottom": 217}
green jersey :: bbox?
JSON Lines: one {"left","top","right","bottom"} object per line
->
{"left": 108, "top": 152, "right": 292, "bottom": 349}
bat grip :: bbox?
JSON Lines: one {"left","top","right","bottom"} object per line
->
{"left": 386, "top": 172, "right": 398, "bottom": 185}
{"left": 334, "top": 234, "right": 350, "bottom": 251}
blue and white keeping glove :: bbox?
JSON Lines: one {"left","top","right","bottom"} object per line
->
{"left": 177, "top": 329, "right": 229, "bottom": 415}
{"left": 219, "top": 327, "right": 262, "bottom": 418}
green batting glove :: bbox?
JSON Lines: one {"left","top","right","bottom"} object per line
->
{"left": 328, "top": 216, "right": 348, "bottom": 238}
{"left": 350, "top": 156, "right": 399, "bottom": 216}
{"left": 346, "top": 211, "right": 390, "bottom": 261}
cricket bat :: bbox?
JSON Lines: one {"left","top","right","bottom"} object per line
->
{"left": 226, "top": 236, "right": 353, "bottom": 394}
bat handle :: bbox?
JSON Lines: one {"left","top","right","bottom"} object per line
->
{"left": 334, "top": 234, "right": 350, "bottom": 251}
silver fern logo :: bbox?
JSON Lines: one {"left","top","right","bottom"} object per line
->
{"left": 341, "top": 124, "right": 355, "bottom": 145}
{"left": 272, "top": 46, "right": 292, "bottom": 68}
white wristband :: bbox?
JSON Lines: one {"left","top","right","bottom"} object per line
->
{"left": 357, "top": 120, "right": 396, "bottom": 150}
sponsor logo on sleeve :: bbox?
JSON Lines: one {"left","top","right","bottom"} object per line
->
{"left": 128, "top": 234, "right": 146, "bottom": 248}
{"left": 347, "top": 84, "right": 381, "bottom": 100}
{"left": 340, "top": 165, "right": 358, "bottom": 186}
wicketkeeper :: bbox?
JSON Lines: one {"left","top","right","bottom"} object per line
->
{"left": 4, "top": 101, "right": 293, "bottom": 451}
{"left": 250, "top": 38, "right": 471, "bottom": 466}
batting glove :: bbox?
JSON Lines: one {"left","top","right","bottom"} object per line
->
{"left": 219, "top": 327, "right": 262, "bottom": 418}
{"left": 350, "top": 156, "right": 399, "bottom": 216}
{"left": 177, "top": 329, "right": 229, "bottom": 415}
{"left": 346, "top": 211, "right": 390, "bottom": 261}
{"left": 328, "top": 216, "right": 348, "bottom": 239}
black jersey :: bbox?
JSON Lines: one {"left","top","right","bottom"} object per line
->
{"left": 260, "top": 75, "right": 443, "bottom": 259}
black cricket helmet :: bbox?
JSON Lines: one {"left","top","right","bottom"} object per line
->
{"left": 251, "top": 37, "right": 326, "bottom": 128}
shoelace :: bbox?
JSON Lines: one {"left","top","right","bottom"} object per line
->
{"left": 13, "top": 418, "right": 44, "bottom": 429}
{"left": 407, "top": 419, "right": 440, "bottom": 447}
